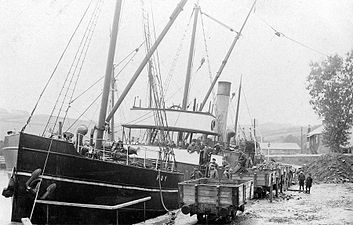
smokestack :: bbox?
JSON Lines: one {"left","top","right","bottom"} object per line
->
{"left": 215, "top": 81, "right": 231, "bottom": 143}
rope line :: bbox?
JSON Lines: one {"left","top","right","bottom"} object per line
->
{"left": 164, "top": 8, "right": 194, "bottom": 96}
{"left": 43, "top": 0, "right": 102, "bottom": 136}
{"left": 256, "top": 15, "right": 328, "bottom": 57}
{"left": 62, "top": 0, "right": 104, "bottom": 126}
{"left": 65, "top": 93, "right": 102, "bottom": 132}
{"left": 241, "top": 87, "right": 253, "bottom": 127}
{"left": 200, "top": 10, "right": 238, "bottom": 33}
{"left": 21, "top": 0, "right": 94, "bottom": 133}
{"left": 200, "top": 10, "right": 216, "bottom": 102}
{"left": 29, "top": 138, "right": 54, "bottom": 220}
{"left": 71, "top": 42, "right": 144, "bottom": 104}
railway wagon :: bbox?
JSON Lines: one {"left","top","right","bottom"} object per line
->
{"left": 178, "top": 178, "right": 254, "bottom": 223}
{"left": 231, "top": 170, "right": 277, "bottom": 200}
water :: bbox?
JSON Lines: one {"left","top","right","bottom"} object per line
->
{"left": 0, "top": 169, "right": 15, "bottom": 224}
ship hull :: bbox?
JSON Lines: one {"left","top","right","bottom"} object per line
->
{"left": 3, "top": 133, "right": 183, "bottom": 224}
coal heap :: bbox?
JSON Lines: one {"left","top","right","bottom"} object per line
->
{"left": 304, "top": 154, "right": 353, "bottom": 183}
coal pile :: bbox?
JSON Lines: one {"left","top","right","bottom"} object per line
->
{"left": 254, "top": 161, "right": 282, "bottom": 171}
{"left": 304, "top": 154, "right": 353, "bottom": 183}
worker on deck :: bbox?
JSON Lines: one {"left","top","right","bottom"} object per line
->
{"left": 190, "top": 167, "right": 203, "bottom": 180}
{"left": 305, "top": 173, "right": 313, "bottom": 194}
{"left": 213, "top": 143, "right": 222, "bottom": 154}
{"left": 222, "top": 156, "right": 229, "bottom": 168}
{"left": 298, "top": 171, "right": 305, "bottom": 192}
{"left": 223, "top": 165, "right": 232, "bottom": 179}
{"left": 209, "top": 158, "right": 219, "bottom": 179}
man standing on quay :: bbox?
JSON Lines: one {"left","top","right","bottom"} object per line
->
{"left": 298, "top": 171, "right": 305, "bottom": 192}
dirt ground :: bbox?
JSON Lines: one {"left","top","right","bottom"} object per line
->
{"left": 139, "top": 183, "right": 353, "bottom": 225}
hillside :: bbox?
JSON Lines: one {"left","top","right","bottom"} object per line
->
{"left": 0, "top": 108, "right": 94, "bottom": 139}
{"left": 258, "top": 123, "right": 321, "bottom": 142}
{"left": 0, "top": 108, "right": 320, "bottom": 145}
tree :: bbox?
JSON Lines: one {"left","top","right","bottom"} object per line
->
{"left": 307, "top": 50, "right": 353, "bottom": 152}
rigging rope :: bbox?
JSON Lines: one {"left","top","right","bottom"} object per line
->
{"left": 200, "top": 10, "right": 216, "bottom": 103}
{"left": 255, "top": 15, "right": 328, "bottom": 57}
{"left": 64, "top": 41, "right": 142, "bottom": 132}
{"left": 64, "top": 42, "right": 145, "bottom": 131}
{"left": 149, "top": 3, "right": 165, "bottom": 100}
{"left": 29, "top": 138, "right": 54, "bottom": 220}
{"left": 164, "top": 8, "right": 194, "bottom": 96}
{"left": 43, "top": 0, "right": 103, "bottom": 136}
{"left": 70, "top": 42, "right": 144, "bottom": 104}
{"left": 65, "top": 93, "right": 102, "bottom": 132}
{"left": 200, "top": 11, "right": 238, "bottom": 33}
{"left": 241, "top": 86, "right": 254, "bottom": 127}
{"left": 62, "top": 0, "right": 104, "bottom": 126}
{"left": 140, "top": 5, "right": 175, "bottom": 211}
{"left": 21, "top": 0, "right": 94, "bottom": 133}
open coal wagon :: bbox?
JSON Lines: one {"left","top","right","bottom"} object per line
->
{"left": 178, "top": 178, "right": 253, "bottom": 223}
{"left": 231, "top": 169, "right": 277, "bottom": 200}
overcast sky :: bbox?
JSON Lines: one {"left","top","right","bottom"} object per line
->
{"left": 1, "top": 0, "right": 353, "bottom": 129}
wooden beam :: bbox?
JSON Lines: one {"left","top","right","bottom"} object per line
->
{"left": 36, "top": 197, "right": 151, "bottom": 210}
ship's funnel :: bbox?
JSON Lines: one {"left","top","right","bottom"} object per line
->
{"left": 215, "top": 81, "right": 231, "bottom": 143}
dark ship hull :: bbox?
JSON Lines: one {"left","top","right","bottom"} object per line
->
{"left": 3, "top": 133, "right": 183, "bottom": 224}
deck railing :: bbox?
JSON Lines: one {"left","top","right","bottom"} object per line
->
{"left": 35, "top": 196, "right": 151, "bottom": 225}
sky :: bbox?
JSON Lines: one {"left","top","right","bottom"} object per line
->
{"left": 1, "top": 0, "right": 353, "bottom": 130}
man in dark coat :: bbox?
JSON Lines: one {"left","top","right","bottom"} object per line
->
{"left": 190, "top": 167, "right": 203, "bottom": 180}
{"left": 298, "top": 171, "right": 305, "bottom": 192}
{"left": 305, "top": 173, "right": 313, "bottom": 194}
{"left": 208, "top": 158, "right": 219, "bottom": 179}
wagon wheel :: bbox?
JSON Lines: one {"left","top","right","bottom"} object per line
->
{"left": 197, "top": 213, "right": 205, "bottom": 223}
{"left": 224, "top": 215, "right": 233, "bottom": 223}
{"left": 231, "top": 210, "right": 237, "bottom": 220}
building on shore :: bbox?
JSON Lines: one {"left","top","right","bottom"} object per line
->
{"left": 307, "top": 126, "right": 329, "bottom": 154}
{"left": 307, "top": 125, "right": 353, "bottom": 154}
{"left": 259, "top": 142, "right": 301, "bottom": 155}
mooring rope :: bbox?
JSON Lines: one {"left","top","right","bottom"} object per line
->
{"left": 157, "top": 169, "right": 170, "bottom": 212}
{"left": 29, "top": 138, "right": 54, "bottom": 220}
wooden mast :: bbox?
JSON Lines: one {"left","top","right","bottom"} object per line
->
{"left": 234, "top": 75, "right": 242, "bottom": 144}
{"left": 182, "top": 4, "right": 200, "bottom": 110}
{"left": 105, "top": 0, "right": 188, "bottom": 123}
{"left": 178, "top": 4, "right": 200, "bottom": 142}
{"left": 199, "top": 0, "right": 257, "bottom": 111}
{"left": 96, "top": 0, "right": 123, "bottom": 149}
{"left": 110, "top": 72, "right": 116, "bottom": 141}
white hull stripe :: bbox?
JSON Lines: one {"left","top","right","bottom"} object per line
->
{"left": 2, "top": 146, "right": 18, "bottom": 150}
{"left": 16, "top": 172, "right": 178, "bottom": 193}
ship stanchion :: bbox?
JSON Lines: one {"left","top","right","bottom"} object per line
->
{"left": 269, "top": 173, "right": 273, "bottom": 203}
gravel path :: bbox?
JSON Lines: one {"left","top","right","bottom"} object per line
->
{"left": 138, "top": 183, "right": 353, "bottom": 225}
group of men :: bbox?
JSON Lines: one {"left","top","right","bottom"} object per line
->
{"left": 298, "top": 171, "right": 313, "bottom": 194}
{"left": 191, "top": 157, "right": 232, "bottom": 180}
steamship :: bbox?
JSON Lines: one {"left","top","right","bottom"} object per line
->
{"left": 2, "top": 91, "right": 231, "bottom": 224}
{"left": 1, "top": 0, "right": 248, "bottom": 223}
